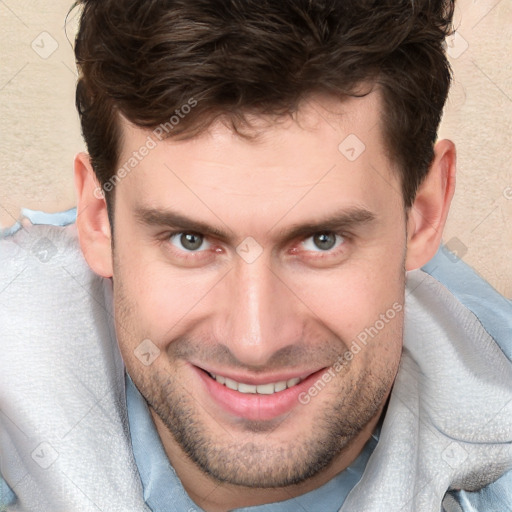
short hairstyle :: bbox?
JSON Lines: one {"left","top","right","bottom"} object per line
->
{"left": 73, "top": 0, "right": 455, "bottom": 217}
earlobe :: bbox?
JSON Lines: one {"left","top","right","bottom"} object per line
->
{"left": 74, "top": 152, "right": 113, "bottom": 278}
{"left": 405, "top": 139, "right": 456, "bottom": 271}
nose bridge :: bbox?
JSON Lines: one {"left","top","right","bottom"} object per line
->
{"left": 223, "top": 255, "right": 299, "bottom": 367}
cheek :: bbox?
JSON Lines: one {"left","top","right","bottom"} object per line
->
{"left": 287, "top": 255, "right": 404, "bottom": 342}
{"left": 113, "top": 243, "right": 221, "bottom": 344}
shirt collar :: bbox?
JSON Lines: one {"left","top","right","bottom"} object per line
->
{"left": 125, "top": 372, "right": 379, "bottom": 512}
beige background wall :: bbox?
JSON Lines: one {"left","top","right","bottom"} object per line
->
{"left": 1, "top": 0, "right": 511, "bottom": 297}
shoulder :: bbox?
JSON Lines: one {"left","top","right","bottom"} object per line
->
{"left": 0, "top": 209, "right": 145, "bottom": 511}
{"left": 421, "top": 244, "right": 512, "bottom": 362}
{"left": 422, "top": 245, "right": 512, "bottom": 511}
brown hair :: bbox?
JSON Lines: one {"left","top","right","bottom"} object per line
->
{"left": 73, "top": 0, "right": 455, "bottom": 219}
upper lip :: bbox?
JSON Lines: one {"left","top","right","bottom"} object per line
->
{"left": 192, "top": 363, "right": 325, "bottom": 385}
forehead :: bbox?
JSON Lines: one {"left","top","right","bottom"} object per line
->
{"left": 114, "top": 90, "right": 402, "bottom": 229}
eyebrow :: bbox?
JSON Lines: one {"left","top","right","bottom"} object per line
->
{"left": 274, "top": 208, "right": 377, "bottom": 242}
{"left": 135, "top": 207, "right": 232, "bottom": 239}
{"left": 134, "top": 206, "right": 377, "bottom": 243}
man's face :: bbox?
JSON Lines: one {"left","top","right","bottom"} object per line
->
{"left": 111, "top": 92, "right": 406, "bottom": 488}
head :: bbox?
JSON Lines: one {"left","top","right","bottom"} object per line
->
{"left": 73, "top": 0, "right": 456, "bottom": 505}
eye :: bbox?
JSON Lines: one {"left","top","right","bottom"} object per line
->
{"left": 302, "top": 232, "right": 345, "bottom": 252}
{"left": 169, "top": 232, "right": 211, "bottom": 252}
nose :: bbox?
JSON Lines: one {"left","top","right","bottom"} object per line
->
{"left": 219, "top": 253, "right": 304, "bottom": 369}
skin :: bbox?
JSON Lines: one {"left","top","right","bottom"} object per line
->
{"left": 74, "top": 91, "right": 456, "bottom": 512}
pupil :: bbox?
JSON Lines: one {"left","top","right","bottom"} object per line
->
{"left": 181, "top": 233, "right": 203, "bottom": 251}
{"left": 313, "top": 232, "right": 336, "bottom": 250}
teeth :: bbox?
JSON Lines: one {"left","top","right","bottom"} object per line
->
{"left": 224, "top": 377, "right": 238, "bottom": 391}
{"left": 210, "top": 373, "right": 303, "bottom": 395}
{"left": 274, "top": 381, "right": 287, "bottom": 392}
{"left": 256, "top": 383, "right": 275, "bottom": 395}
{"left": 238, "top": 382, "right": 257, "bottom": 393}
{"left": 287, "top": 377, "right": 301, "bottom": 387}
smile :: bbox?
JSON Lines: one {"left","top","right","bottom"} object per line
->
{"left": 195, "top": 364, "right": 328, "bottom": 421}
{"left": 208, "top": 372, "right": 303, "bottom": 395}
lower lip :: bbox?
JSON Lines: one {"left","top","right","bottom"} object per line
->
{"left": 192, "top": 365, "right": 327, "bottom": 421}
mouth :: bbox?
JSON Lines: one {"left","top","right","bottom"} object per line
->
{"left": 192, "top": 365, "right": 327, "bottom": 421}
{"left": 206, "top": 371, "right": 303, "bottom": 395}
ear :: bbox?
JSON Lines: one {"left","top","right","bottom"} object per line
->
{"left": 74, "top": 152, "right": 113, "bottom": 278}
{"left": 405, "top": 139, "right": 456, "bottom": 270}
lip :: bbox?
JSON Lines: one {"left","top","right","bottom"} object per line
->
{"left": 191, "top": 364, "right": 328, "bottom": 421}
